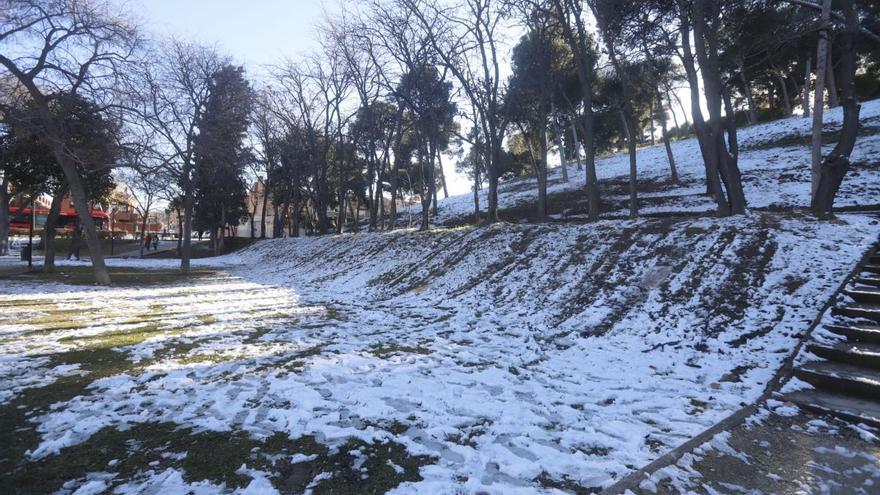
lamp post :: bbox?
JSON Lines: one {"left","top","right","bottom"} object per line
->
{"left": 110, "top": 202, "right": 115, "bottom": 255}
{"left": 27, "top": 196, "right": 34, "bottom": 269}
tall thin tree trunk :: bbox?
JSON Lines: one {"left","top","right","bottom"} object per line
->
{"left": 42, "top": 191, "right": 64, "bottom": 273}
{"left": 552, "top": 104, "right": 569, "bottom": 182}
{"left": 812, "top": 0, "right": 859, "bottom": 217}
{"left": 777, "top": 72, "right": 793, "bottom": 116}
{"left": 826, "top": 42, "right": 839, "bottom": 108}
{"left": 619, "top": 108, "right": 639, "bottom": 218}
{"left": 811, "top": 0, "right": 832, "bottom": 200}
{"left": 570, "top": 122, "right": 583, "bottom": 171}
{"left": 336, "top": 190, "right": 346, "bottom": 235}
{"left": 657, "top": 87, "right": 679, "bottom": 184}
{"left": 181, "top": 164, "right": 194, "bottom": 274}
{"left": 176, "top": 208, "right": 183, "bottom": 255}
{"left": 139, "top": 211, "right": 149, "bottom": 258}
{"left": 437, "top": 151, "right": 449, "bottom": 199}
{"left": 739, "top": 59, "right": 758, "bottom": 125}
{"left": 0, "top": 178, "right": 9, "bottom": 256}
{"left": 56, "top": 157, "right": 110, "bottom": 284}
{"left": 388, "top": 159, "right": 399, "bottom": 231}
{"left": 260, "top": 181, "right": 269, "bottom": 238}
{"left": 803, "top": 49, "right": 812, "bottom": 118}
{"left": 217, "top": 209, "right": 226, "bottom": 256}
{"left": 473, "top": 150, "right": 481, "bottom": 224}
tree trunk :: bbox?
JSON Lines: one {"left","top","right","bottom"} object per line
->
{"left": 437, "top": 151, "right": 449, "bottom": 199}
{"left": 428, "top": 140, "right": 438, "bottom": 226}
{"left": 42, "top": 191, "right": 64, "bottom": 273}
{"left": 217, "top": 209, "right": 226, "bottom": 256}
{"left": 618, "top": 108, "right": 639, "bottom": 218}
{"left": 811, "top": 0, "right": 832, "bottom": 201}
{"left": 570, "top": 122, "right": 583, "bottom": 172}
{"left": 552, "top": 105, "right": 569, "bottom": 182}
{"left": 336, "top": 190, "right": 346, "bottom": 235}
{"left": 181, "top": 162, "right": 194, "bottom": 274}
{"left": 0, "top": 178, "right": 9, "bottom": 256}
{"left": 826, "top": 40, "right": 839, "bottom": 108}
{"left": 657, "top": 87, "right": 679, "bottom": 184}
{"left": 260, "top": 181, "right": 269, "bottom": 238}
{"left": 487, "top": 134, "right": 501, "bottom": 223}
{"left": 803, "top": 49, "right": 812, "bottom": 118}
{"left": 554, "top": 0, "right": 598, "bottom": 219}
{"left": 473, "top": 149, "right": 481, "bottom": 224}
{"left": 739, "top": 58, "right": 758, "bottom": 125}
{"left": 812, "top": 0, "right": 859, "bottom": 218}
{"left": 525, "top": 129, "right": 549, "bottom": 222}
{"left": 176, "top": 208, "right": 183, "bottom": 255}
{"left": 688, "top": 0, "right": 739, "bottom": 215}
{"left": 388, "top": 158, "right": 399, "bottom": 231}
{"left": 777, "top": 72, "right": 793, "bottom": 116}
{"left": 138, "top": 213, "right": 148, "bottom": 258}
{"left": 56, "top": 158, "right": 110, "bottom": 284}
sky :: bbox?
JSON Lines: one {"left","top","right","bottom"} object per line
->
{"left": 121, "top": 0, "right": 336, "bottom": 73}
{"left": 117, "top": 0, "right": 699, "bottom": 198}
{"left": 119, "top": 0, "right": 479, "bottom": 196}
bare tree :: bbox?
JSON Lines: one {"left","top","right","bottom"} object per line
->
{"left": 588, "top": 0, "right": 640, "bottom": 218}
{"left": 131, "top": 41, "right": 225, "bottom": 273}
{"left": 401, "top": 0, "right": 510, "bottom": 224}
{"left": 0, "top": 0, "right": 140, "bottom": 284}
{"left": 117, "top": 147, "right": 171, "bottom": 258}
{"left": 273, "top": 52, "right": 353, "bottom": 235}
{"left": 549, "top": 0, "right": 600, "bottom": 220}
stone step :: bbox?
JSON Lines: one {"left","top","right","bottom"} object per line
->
{"left": 863, "top": 265, "right": 880, "bottom": 275}
{"left": 833, "top": 305, "right": 880, "bottom": 323}
{"left": 855, "top": 276, "right": 880, "bottom": 288}
{"left": 844, "top": 288, "right": 880, "bottom": 304}
{"left": 825, "top": 324, "right": 880, "bottom": 344}
{"left": 795, "top": 361, "right": 880, "bottom": 399}
{"left": 808, "top": 342, "right": 880, "bottom": 370}
{"left": 785, "top": 389, "right": 880, "bottom": 427}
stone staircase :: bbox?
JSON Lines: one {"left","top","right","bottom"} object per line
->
{"left": 785, "top": 245, "right": 880, "bottom": 427}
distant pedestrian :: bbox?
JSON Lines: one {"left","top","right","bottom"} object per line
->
{"left": 152, "top": 235, "right": 158, "bottom": 251}
{"left": 144, "top": 234, "right": 151, "bottom": 251}
{"left": 67, "top": 217, "right": 82, "bottom": 260}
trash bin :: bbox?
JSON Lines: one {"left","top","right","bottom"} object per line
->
{"left": 20, "top": 244, "right": 31, "bottom": 262}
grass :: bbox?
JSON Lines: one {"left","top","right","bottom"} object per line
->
{"left": 0, "top": 266, "right": 216, "bottom": 287}
{"left": 34, "top": 238, "right": 141, "bottom": 259}
{"left": 147, "top": 237, "right": 257, "bottom": 260}
{"left": 369, "top": 342, "right": 432, "bottom": 358}
{"left": 57, "top": 323, "right": 170, "bottom": 350}
{"left": 0, "top": 283, "right": 434, "bottom": 494}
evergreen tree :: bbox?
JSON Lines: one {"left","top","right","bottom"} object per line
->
{"left": 192, "top": 65, "right": 253, "bottom": 254}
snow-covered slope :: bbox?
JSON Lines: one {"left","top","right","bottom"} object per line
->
{"left": 432, "top": 99, "right": 880, "bottom": 224}
{"left": 3, "top": 104, "right": 880, "bottom": 494}
{"left": 4, "top": 212, "right": 876, "bottom": 493}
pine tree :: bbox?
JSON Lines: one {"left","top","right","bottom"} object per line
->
{"left": 193, "top": 65, "right": 253, "bottom": 255}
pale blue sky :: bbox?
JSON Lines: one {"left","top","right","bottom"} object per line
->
{"left": 121, "top": 0, "right": 336, "bottom": 74}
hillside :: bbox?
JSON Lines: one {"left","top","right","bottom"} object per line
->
{"left": 3, "top": 104, "right": 880, "bottom": 494}
{"left": 1, "top": 210, "right": 876, "bottom": 493}
{"left": 433, "top": 99, "right": 880, "bottom": 225}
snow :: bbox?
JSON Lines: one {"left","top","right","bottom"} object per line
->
{"left": 2, "top": 104, "right": 880, "bottom": 493}
{"left": 431, "top": 98, "right": 880, "bottom": 225}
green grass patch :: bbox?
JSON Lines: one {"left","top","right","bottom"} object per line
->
{"left": 0, "top": 266, "right": 216, "bottom": 287}
{"left": 57, "top": 323, "right": 171, "bottom": 350}
{"left": 368, "top": 343, "right": 432, "bottom": 358}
